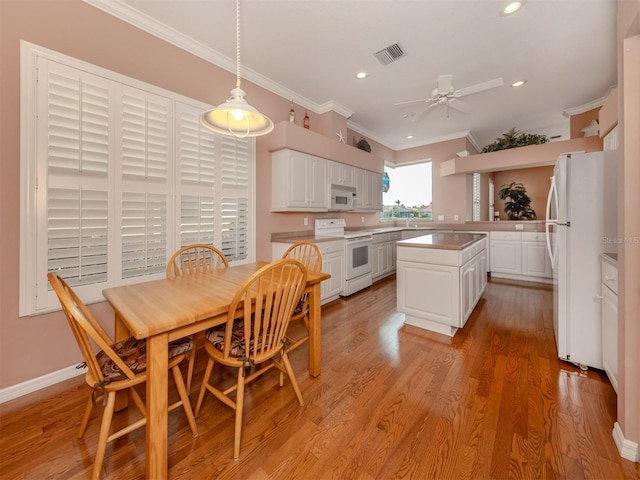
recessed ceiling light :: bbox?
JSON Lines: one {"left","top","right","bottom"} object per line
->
{"left": 511, "top": 79, "right": 527, "bottom": 87}
{"left": 356, "top": 71, "right": 367, "bottom": 79}
{"left": 406, "top": 135, "right": 414, "bottom": 139}
{"left": 502, "top": 1, "right": 525, "bottom": 15}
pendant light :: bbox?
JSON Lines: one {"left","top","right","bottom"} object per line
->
{"left": 200, "top": 0, "right": 273, "bottom": 137}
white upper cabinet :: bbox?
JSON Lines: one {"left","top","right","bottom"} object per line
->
{"left": 355, "top": 169, "right": 383, "bottom": 211}
{"left": 327, "top": 160, "right": 356, "bottom": 188}
{"left": 271, "top": 149, "right": 327, "bottom": 211}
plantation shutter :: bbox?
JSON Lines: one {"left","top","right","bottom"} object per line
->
{"left": 38, "top": 59, "right": 110, "bottom": 309}
{"left": 22, "top": 43, "right": 256, "bottom": 314}
{"left": 117, "top": 86, "right": 171, "bottom": 279}
{"left": 175, "top": 103, "right": 217, "bottom": 247}
{"left": 219, "top": 135, "right": 250, "bottom": 261}
{"left": 472, "top": 173, "right": 481, "bottom": 221}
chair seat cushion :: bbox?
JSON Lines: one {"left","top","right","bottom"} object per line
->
{"left": 205, "top": 319, "right": 250, "bottom": 358}
{"left": 96, "top": 336, "right": 192, "bottom": 382}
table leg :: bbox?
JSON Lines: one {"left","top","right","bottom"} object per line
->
{"left": 114, "top": 313, "right": 130, "bottom": 412}
{"left": 308, "top": 284, "right": 322, "bottom": 377}
{"left": 146, "top": 333, "right": 169, "bottom": 480}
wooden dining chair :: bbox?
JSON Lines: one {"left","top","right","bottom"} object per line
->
{"left": 47, "top": 272, "right": 198, "bottom": 480}
{"left": 166, "top": 244, "right": 229, "bottom": 392}
{"left": 194, "top": 259, "right": 307, "bottom": 460}
{"left": 280, "top": 241, "right": 323, "bottom": 352}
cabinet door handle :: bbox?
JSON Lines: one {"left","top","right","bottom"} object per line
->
{"left": 596, "top": 295, "right": 604, "bottom": 300}
{"left": 605, "top": 275, "right": 615, "bottom": 282}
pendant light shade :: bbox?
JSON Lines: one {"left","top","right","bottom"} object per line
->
{"left": 200, "top": 0, "right": 273, "bottom": 138}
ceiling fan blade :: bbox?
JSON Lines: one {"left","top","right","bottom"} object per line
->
{"left": 436, "top": 75, "right": 453, "bottom": 94}
{"left": 454, "top": 77, "right": 504, "bottom": 97}
{"left": 447, "top": 98, "right": 471, "bottom": 113}
{"left": 411, "top": 103, "right": 438, "bottom": 123}
{"left": 393, "top": 97, "right": 432, "bottom": 107}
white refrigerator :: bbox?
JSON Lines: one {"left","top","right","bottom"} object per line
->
{"left": 545, "top": 152, "right": 617, "bottom": 370}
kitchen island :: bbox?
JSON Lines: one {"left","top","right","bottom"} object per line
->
{"left": 397, "top": 232, "right": 487, "bottom": 337}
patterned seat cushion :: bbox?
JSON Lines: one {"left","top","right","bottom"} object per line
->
{"left": 205, "top": 319, "right": 251, "bottom": 358}
{"left": 96, "top": 336, "right": 192, "bottom": 382}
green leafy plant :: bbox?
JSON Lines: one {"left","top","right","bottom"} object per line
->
{"left": 498, "top": 182, "right": 537, "bottom": 220}
{"left": 481, "top": 127, "right": 549, "bottom": 153}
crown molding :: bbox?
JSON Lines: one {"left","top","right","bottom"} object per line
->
{"left": 83, "top": 0, "right": 329, "bottom": 116}
{"left": 562, "top": 85, "right": 616, "bottom": 117}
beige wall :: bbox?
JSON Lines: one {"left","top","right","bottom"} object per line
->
{"left": 492, "top": 167, "right": 554, "bottom": 221}
{"left": 394, "top": 138, "right": 470, "bottom": 224}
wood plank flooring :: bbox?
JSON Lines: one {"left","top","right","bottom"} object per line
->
{"left": 1, "top": 276, "right": 639, "bottom": 479}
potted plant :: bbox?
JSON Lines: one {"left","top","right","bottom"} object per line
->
{"left": 482, "top": 127, "right": 549, "bottom": 153}
{"left": 498, "top": 182, "right": 537, "bottom": 220}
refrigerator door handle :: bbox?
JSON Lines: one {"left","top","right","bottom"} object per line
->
{"left": 546, "top": 175, "right": 559, "bottom": 223}
{"left": 545, "top": 221, "right": 556, "bottom": 265}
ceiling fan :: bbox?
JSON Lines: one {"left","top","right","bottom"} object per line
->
{"left": 395, "top": 75, "right": 504, "bottom": 121}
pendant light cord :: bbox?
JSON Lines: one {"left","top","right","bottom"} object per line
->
{"left": 235, "top": 0, "right": 241, "bottom": 89}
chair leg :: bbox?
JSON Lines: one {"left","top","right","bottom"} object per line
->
{"left": 195, "top": 358, "right": 214, "bottom": 416}
{"left": 78, "top": 393, "right": 94, "bottom": 438}
{"left": 186, "top": 334, "right": 197, "bottom": 394}
{"left": 281, "top": 352, "right": 304, "bottom": 407}
{"left": 233, "top": 367, "right": 245, "bottom": 461}
{"left": 93, "top": 391, "right": 116, "bottom": 480}
{"left": 172, "top": 365, "right": 199, "bottom": 437}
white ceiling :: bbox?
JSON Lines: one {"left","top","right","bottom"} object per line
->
{"left": 87, "top": 0, "right": 617, "bottom": 151}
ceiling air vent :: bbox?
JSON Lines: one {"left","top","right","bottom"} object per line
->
{"left": 374, "top": 43, "right": 406, "bottom": 65}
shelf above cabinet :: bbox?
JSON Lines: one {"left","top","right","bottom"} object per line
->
{"left": 268, "top": 121, "right": 384, "bottom": 173}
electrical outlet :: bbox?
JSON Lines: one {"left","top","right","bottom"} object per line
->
{"left": 454, "top": 214, "right": 459, "bottom": 221}
{"left": 438, "top": 215, "right": 445, "bottom": 221}
{"left": 303, "top": 217, "right": 308, "bottom": 226}
{"left": 515, "top": 223, "right": 524, "bottom": 230}
{"left": 361, "top": 216, "right": 365, "bottom": 223}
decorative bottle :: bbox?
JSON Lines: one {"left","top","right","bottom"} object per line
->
{"left": 289, "top": 102, "right": 295, "bottom": 123}
{"left": 303, "top": 110, "right": 310, "bottom": 129}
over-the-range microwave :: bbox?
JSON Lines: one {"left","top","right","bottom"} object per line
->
{"left": 329, "top": 184, "right": 356, "bottom": 211}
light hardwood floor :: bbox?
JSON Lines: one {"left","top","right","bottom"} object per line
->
{"left": 1, "top": 276, "right": 639, "bottom": 479}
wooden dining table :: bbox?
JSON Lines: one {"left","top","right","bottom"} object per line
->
{"left": 102, "top": 261, "right": 330, "bottom": 479}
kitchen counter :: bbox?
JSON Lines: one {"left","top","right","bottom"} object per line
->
{"left": 272, "top": 221, "right": 543, "bottom": 243}
{"left": 396, "top": 232, "right": 486, "bottom": 251}
{"left": 397, "top": 233, "right": 487, "bottom": 338}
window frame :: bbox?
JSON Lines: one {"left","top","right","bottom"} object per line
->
{"left": 19, "top": 41, "right": 255, "bottom": 315}
{"left": 380, "top": 160, "right": 433, "bottom": 221}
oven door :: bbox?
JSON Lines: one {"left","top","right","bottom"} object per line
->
{"left": 345, "top": 237, "right": 372, "bottom": 280}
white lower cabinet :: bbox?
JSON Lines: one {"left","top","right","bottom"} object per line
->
{"left": 600, "top": 256, "right": 618, "bottom": 393}
{"left": 372, "top": 231, "right": 401, "bottom": 281}
{"left": 320, "top": 241, "right": 345, "bottom": 303}
{"left": 397, "top": 237, "right": 487, "bottom": 337}
{"left": 271, "top": 239, "right": 344, "bottom": 304}
{"left": 490, "top": 231, "right": 551, "bottom": 282}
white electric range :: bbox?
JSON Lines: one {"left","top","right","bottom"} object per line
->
{"left": 315, "top": 219, "right": 373, "bottom": 296}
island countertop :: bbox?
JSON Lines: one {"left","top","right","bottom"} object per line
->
{"left": 396, "top": 232, "right": 486, "bottom": 251}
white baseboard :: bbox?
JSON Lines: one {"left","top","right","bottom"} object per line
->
{"left": 613, "top": 422, "right": 640, "bottom": 462}
{"left": 0, "top": 364, "right": 86, "bottom": 404}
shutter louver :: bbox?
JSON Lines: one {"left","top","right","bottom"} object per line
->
{"left": 46, "top": 61, "right": 110, "bottom": 290}
{"left": 121, "top": 192, "right": 167, "bottom": 278}
{"left": 47, "top": 187, "right": 108, "bottom": 286}
{"left": 121, "top": 88, "right": 169, "bottom": 181}
{"left": 220, "top": 196, "right": 249, "bottom": 261}
{"left": 176, "top": 104, "right": 218, "bottom": 247}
